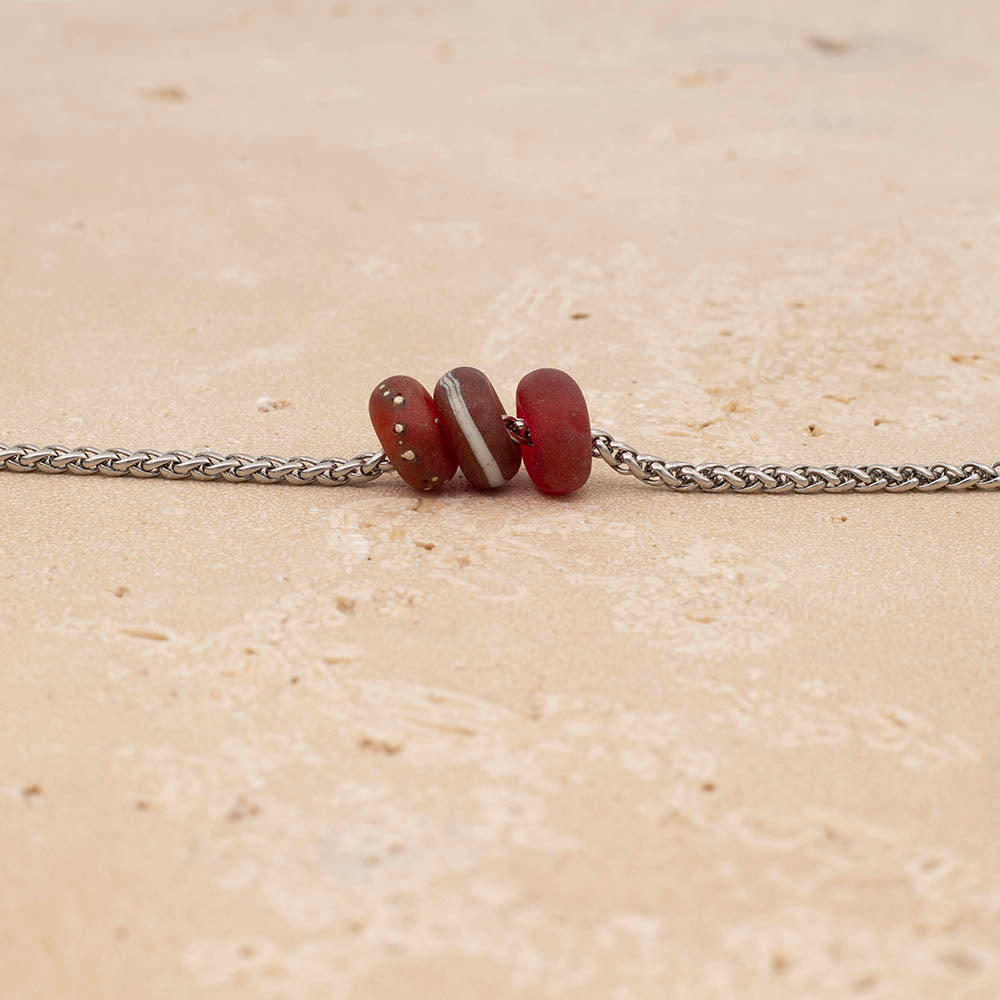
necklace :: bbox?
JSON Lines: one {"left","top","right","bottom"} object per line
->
{"left": 3, "top": 366, "right": 998, "bottom": 495}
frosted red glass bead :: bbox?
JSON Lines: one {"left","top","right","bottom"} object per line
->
{"left": 369, "top": 376, "right": 457, "bottom": 491}
{"left": 434, "top": 367, "right": 521, "bottom": 490}
{"left": 516, "top": 368, "right": 592, "bottom": 495}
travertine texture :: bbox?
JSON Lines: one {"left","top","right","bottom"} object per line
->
{"left": 1, "top": 2, "right": 999, "bottom": 998}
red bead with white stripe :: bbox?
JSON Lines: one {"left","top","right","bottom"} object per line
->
{"left": 434, "top": 367, "right": 521, "bottom": 490}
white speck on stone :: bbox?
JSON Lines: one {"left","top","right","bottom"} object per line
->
{"left": 326, "top": 527, "right": 370, "bottom": 563}
{"left": 394, "top": 423, "right": 404, "bottom": 433}
{"left": 256, "top": 396, "right": 292, "bottom": 413}
{"left": 400, "top": 449, "right": 416, "bottom": 461}
{"left": 393, "top": 394, "right": 405, "bottom": 406}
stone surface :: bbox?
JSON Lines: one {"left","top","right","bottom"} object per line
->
{"left": 434, "top": 367, "right": 521, "bottom": 490}
{"left": 2, "top": 2, "right": 1000, "bottom": 999}
{"left": 516, "top": 368, "right": 592, "bottom": 494}
{"left": 369, "top": 375, "right": 457, "bottom": 491}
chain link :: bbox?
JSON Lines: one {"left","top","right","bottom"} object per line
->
{"left": 590, "top": 430, "right": 1000, "bottom": 493}
{"left": 2, "top": 433, "right": 999, "bottom": 493}
{"left": 0, "top": 443, "right": 393, "bottom": 486}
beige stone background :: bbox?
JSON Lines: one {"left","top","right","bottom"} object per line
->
{"left": 2, "top": 0, "right": 1000, "bottom": 997}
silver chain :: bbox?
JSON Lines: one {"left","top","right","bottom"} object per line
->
{"left": 0, "top": 443, "right": 392, "bottom": 485}
{"left": 591, "top": 430, "right": 1000, "bottom": 493}
{"left": 2, "top": 433, "right": 999, "bottom": 493}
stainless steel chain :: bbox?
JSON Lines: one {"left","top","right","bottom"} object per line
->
{"left": 0, "top": 443, "right": 393, "bottom": 486}
{"left": 591, "top": 430, "right": 1000, "bottom": 493}
{"left": 2, "top": 433, "right": 998, "bottom": 493}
